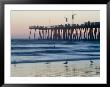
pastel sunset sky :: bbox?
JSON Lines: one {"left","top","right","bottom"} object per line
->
{"left": 11, "top": 10, "right": 100, "bottom": 39}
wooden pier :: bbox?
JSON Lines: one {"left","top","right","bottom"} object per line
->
{"left": 28, "top": 21, "right": 100, "bottom": 40}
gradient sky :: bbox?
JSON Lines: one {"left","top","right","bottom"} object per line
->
{"left": 11, "top": 10, "right": 100, "bottom": 39}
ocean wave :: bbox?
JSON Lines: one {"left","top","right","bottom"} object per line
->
{"left": 11, "top": 39, "right": 100, "bottom": 64}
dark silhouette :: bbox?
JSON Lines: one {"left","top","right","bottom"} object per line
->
{"left": 63, "top": 61, "right": 68, "bottom": 64}
{"left": 90, "top": 60, "right": 94, "bottom": 65}
{"left": 28, "top": 21, "right": 100, "bottom": 41}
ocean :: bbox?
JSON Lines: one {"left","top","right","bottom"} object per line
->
{"left": 11, "top": 39, "right": 100, "bottom": 64}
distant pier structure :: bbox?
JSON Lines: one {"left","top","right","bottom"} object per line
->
{"left": 28, "top": 21, "right": 100, "bottom": 40}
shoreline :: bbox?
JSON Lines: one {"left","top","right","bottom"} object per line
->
{"left": 11, "top": 57, "right": 99, "bottom": 64}
{"left": 11, "top": 59, "right": 100, "bottom": 77}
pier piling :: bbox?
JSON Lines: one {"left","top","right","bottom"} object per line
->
{"left": 29, "top": 21, "right": 100, "bottom": 41}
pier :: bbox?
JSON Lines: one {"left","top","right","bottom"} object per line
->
{"left": 28, "top": 21, "right": 100, "bottom": 40}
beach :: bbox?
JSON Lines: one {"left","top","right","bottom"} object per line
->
{"left": 11, "top": 59, "right": 100, "bottom": 77}
{"left": 11, "top": 39, "right": 100, "bottom": 77}
{"left": 10, "top": 10, "right": 100, "bottom": 78}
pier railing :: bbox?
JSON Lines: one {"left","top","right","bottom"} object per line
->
{"left": 28, "top": 21, "right": 100, "bottom": 40}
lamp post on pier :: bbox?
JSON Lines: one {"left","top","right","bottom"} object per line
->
{"left": 72, "top": 14, "right": 77, "bottom": 24}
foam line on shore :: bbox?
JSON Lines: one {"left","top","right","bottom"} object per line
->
{"left": 11, "top": 57, "right": 99, "bottom": 64}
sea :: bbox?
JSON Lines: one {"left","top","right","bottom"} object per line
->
{"left": 11, "top": 39, "right": 100, "bottom": 64}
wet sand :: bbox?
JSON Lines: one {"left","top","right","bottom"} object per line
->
{"left": 11, "top": 59, "right": 100, "bottom": 77}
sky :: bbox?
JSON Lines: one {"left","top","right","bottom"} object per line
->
{"left": 11, "top": 10, "right": 100, "bottom": 39}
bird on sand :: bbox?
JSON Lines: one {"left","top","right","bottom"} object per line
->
{"left": 90, "top": 60, "right": 94, "bottom": 65}
{"left": 63, "top": 61, "right": 68, "bottom": 64}
{"left": 45, "top": 62, "right": 50, "bottom": 64}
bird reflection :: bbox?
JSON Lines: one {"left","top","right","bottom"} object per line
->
{"left": 63, "top": 60, "right": 69, "bottom": 76}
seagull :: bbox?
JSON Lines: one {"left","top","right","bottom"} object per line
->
{"left": 45, "top": 62, "right": 50, "bottom": 64}
{"left": 63, "top": 61, "right": 68, "bottom": 64}
{"left": 90, "top": 60, "right": 94, "bottom": 65}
